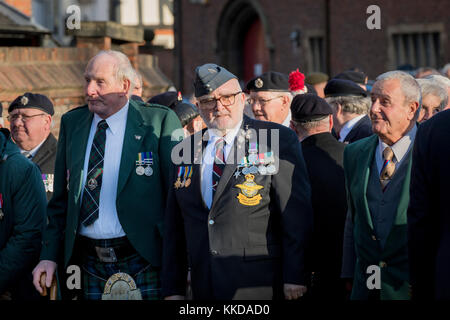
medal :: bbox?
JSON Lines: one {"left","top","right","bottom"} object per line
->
{"left": 248, "top": 154, "right": 258, "bottom": 164}
{"left": 249, "top": 166, "right": 258, "bottom": 174}
{"left": 184, "top": 166, "right": 193, "bottom": 187}
{"left": 144, "top": 166, "right": 153, "bottom": 176}
{"left": 174, "top": 167, "right": 183, "bottom": 189}
{"left": 136, "top": 166, "right": 145, "bottom": 176}
{"left": 266, "top": 164, "right": 276, "bottom": 174}
{"left": 258, "top": 165, "right": 267, "bottom": 175}
{"left": 242, "top": 167, "right": 250, "bottom": 175}
{"left": 48, "top": 174, "right": 54, "bottom": 193}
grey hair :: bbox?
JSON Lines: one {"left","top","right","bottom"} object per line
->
{"left": 87, "top": 50, "right": 136, "bottom": 95}
{"left": 417, "top": 78, "right": 448, "bottom": 111}
{"left": 376, "top": 71, "right": 421, "bottom": 105}
{"left": 441, "top": 63, "right": 450, "bottom": 76}
{"left": 325, "top": 95, "right": 371, "bottom": 115}
{"left": 134, "top": 69, "right": 143, "bottom": 88}
{"left": 293, "top": 116, "right": 330, "bottom": 134}
{"left": 425, "top": 74, "right": 450, "bottom": 89}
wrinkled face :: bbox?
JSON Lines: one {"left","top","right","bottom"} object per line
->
{"left": 9, "top": 108, "right": 51, "bottom": 150}
{"left": 418, "top": 94, "right": 441, "bottom": 123}
{"left": 370, "top": 79, "right": 418, "bottom": 145}
{"left": 84, "top": 55, "right": 129, "bottom": 119}
{"left": 196, "top": 79, "right": 245, "bottom": 133}
{"left": 249, "top": 91, "right": 288, "bottom": 124}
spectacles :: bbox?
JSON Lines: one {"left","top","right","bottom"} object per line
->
{"left": 247, "top": 96, "right": 284, "bottom": 106}
{"left": 7, "top": 113, "right": 46, "bottom": 123}
{"left": 197, "top": 91, "right": 242, "bottom": 109}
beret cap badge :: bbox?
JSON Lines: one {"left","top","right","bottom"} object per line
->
{"left": 20, "top": 96, "right": 29, "bottom": 106}
{"left": 255, "top": 78, "right": 263, "bottom": 88}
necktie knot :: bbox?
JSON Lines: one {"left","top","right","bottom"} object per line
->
{"left": 97, "top": 120, "right": 109, "bottom": 131}
{"left": 21, "top": 151, "right": 32, "bottom": 159}
{"left": 383, "top": 147, "right": 394, "bottom": 161}
{"left": 215, "top": 137, "right": 225, "bottom": 150}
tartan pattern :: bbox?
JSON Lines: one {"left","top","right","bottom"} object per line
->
{"left": 212, "top": 138, "right": 225, "bottom": 198}
{"left": 380, "top": 146, "right": 396, "bottom": 191}
{"left": 82, "top": 253, "right": 161, "bottom": 300}
{"left": 80, "top": 120, "right": 108, "bottom": 226}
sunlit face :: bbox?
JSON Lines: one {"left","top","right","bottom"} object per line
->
{"left": 249, "top": 91, "right": 289, "bottom": 124}
{"left": 196, "top": 79, "right": 245, "bottom": 133}
{"left": 84, "top": 54, "right": 130, "bottom": 119}
{"left": 418, "top": 94, "right": 441, "bottom": 123}
{"left": 370, "top": 78, "right": 418, "bottom": 145}
{"left": 9, "top": 108, "right": 51, "bottom": 150}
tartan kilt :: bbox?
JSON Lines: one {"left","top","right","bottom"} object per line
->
{"left": 81, "top": 252, "right": 161, "bottom": 300}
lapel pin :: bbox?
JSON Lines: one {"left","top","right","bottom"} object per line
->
{"left": 135, "top": 135, "right": 142, "bottom": 140}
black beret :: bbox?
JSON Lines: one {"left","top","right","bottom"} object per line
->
{"left": 324, "top": 79, "right": 368, "bottom": 98}
{"left": 291, "top": 93, "right": 333, "bottom": 123}
{"left": 147, "top": 91, "right": 179, "bottom": 109}
{"left": 246, "top": 71, "right": 289, "bottom": 92}
{"left": 194, "top": 63, "right": 237, "bottom": 97}
{"left": 333, "top": 70, "right": 367, "bottom": 85}
{"left": 8, "top": 92, "right": 54, "bottom": 115}
{"left": 173, "top": 102, "right": 199, "bottom": 127}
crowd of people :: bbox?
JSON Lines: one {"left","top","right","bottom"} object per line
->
{"left": 1, "top": 49, "right": 450, "bottom": 300}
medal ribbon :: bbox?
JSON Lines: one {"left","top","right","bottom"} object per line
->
{"left": 0, "top": 193, "right": 3, "bottom": 209}
{"left": 187, "top": 166, "right": 193, "bottom": 179}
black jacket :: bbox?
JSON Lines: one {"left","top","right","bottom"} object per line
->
{"left": 32, "top": 133, "right": 57, "bottom": 201}
{"left": 344, "top": 115, "right": 372, "bottom": 144}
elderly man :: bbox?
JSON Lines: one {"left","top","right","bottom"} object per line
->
{"left": 32, "top": 50, "right": 182, "bottom": 300}
{"left": 7, "top": 93, "right": 57, "bottom": 201}
{"left": 305, "top": 72, "right": 329, "bottom": 98}
{"left": 130, "top": 69, "right": 144, "bottom": 102}
{"left": 341, "top": 71, "right": 420, "bottom": 300}
{"left": 425, "top": 74, "right": 450, "bottom": 110}
{"left": 290, "top": 94, "right": 347, "bottom": 299}
{"left": 0, "top": 128, "right": 47, "bottom": 299}
{"left": 408, "top": 106, "right": 450, "bottom": 300}
{"left": 162, "top": 63, "right": 313, "bottom": 300}
{"left": 246, "top": 71, "right": 294, "bottom": 127}
{"left": 325, "top": 79, "right": 372, "bottom": 144}
{"left": 333, "top": 70, "right": 368, "bottom": 91}
{"left": 416, "top": 78, "right": 448, "bottom": 123}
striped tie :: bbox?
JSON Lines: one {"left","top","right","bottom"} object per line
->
{"left": 380, "top": 146, "right": 395, "bottom": 191}
{"left": 22, "top": 151, "right": 32, "bottom": 159}
{"left": 212, "top": 138, "right": 225, "bottom": 199}
{"left": 80, "top": 120, "right": 108, "bottom": 227}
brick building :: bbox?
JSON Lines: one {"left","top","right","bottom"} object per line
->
{"left": 175, "top": 0, "right": 450, "bottom": 93}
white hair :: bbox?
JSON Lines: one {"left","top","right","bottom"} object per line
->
{"left": 417, "top": 78, "right": 448, "bottom": 111}
{"left": 425, "top": 74, "right": 450, "bottom": 89}
{"left": 87, "top": 50, "right": 136, "bottom": 95}
{"left": 325, "top": 95, "right": 371, "bottom": 115}
{"left": 134, "top": 69, "right": 143, "bottom": 88}
{"left": 376, "top": 71, "right": 421, "bottom": 105}
{"left": 441, "top": 63, "right": 450, "bottom": 76}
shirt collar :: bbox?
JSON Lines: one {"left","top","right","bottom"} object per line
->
{"left": 281, "top": 110, "right": 292, "bottom": 128}
{"left": 378, "top": 124, "right": 417, "bottom": 163}
{"left": 340, "top": 114, "right": 365, "bottom": 141}
{"left": 93, "top": 100, "right": 129, "bottom": 136}
{"left": 21, "top": 136, "right": 47, "bottom": 157}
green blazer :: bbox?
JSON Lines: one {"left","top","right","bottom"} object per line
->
{"left": 344, "top": 134, "right": 411, "bottom": 300}
{"left": 40, "top": 100, "right": 182, "bottom": 268}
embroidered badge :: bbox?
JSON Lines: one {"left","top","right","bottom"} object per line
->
{"left": 235, "top": 174, "right": 263, "bottom": 206}
{"left": 255, "top": 78, "right": 264, "bottom": 88}
{"left": 20, "top": 96, "right": 29, "bottom": 106}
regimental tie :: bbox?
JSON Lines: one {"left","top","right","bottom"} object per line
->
{"left": 212, "top": 138, "right": 225, "bottom": 199}
{"left": 380, "top": 146, "right": 396, "bottom": 191}
{"left": 80, "top": 120, "right": 108, "bottom": 227}
{"left": 22, "top": 151, "right": 32, "bottom": 159}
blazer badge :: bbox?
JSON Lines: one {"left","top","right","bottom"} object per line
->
{"left": 235, "top": 174, "right": 263, "bottom": 206}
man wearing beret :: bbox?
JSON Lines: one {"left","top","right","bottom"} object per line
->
{"left": 162, "top": 63, "right": 313, "bottom": 300}
{"left": 246, "top": 71, "right": 294, "bottom": 127}
{"left": 341, "top": 71, "right": 420, "bottom": 300}
{"left": 32, "top": 50, "right": 182, "bottom": 300}
{"left": 305, "top": 72, "right": 329, "bottom": 98}
{"left": 333, "top": 70, "right": 368, "bottom": 90}
{"left": 324, "top": 79, "right": 373, "bottom": 144}
{"left": 0, "top": 127, "right": 47, "bottom": 299}
{"left": 8, "top": 92, "right": 57, "bottom": 201}
{"left": 289, "top": 94, "right": 347, "bottom": 299}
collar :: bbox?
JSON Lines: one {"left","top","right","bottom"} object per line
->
{"left": 206, "top": 118, "right": 243, "bottom": 146}
{"left": 378, "top": 124, "right": 417, "bottom": 163}
{"left": 281, "top": 110, "right": 292, "bottom": 128}
{"left": 21, "top": 135, "right": 47, "bottom": 157}
{"left": 340, "top": 114, "right": 365, "bottom": 141}
{"left": 92, "top": 100, "right": 129, "bottom": 136}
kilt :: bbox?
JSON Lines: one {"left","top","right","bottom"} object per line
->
{"left": 81, "top": 250, "right": 161, "bottom": 300}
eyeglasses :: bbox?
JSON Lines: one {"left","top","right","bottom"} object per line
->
{"left": 247, "top": 96, "right": 284, "bottom": 106}
{"left": 197, "top": 91, "right": 242, "bottom": 109}
{"left": 7, "top": 113, "right": 46, "bottom": 123}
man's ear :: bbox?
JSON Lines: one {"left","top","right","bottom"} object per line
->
{"left": 408, "top": 101, "right": 419, "bottom": 120}
{"left": 121, "top": 78, "right": 131, "bottom": 96}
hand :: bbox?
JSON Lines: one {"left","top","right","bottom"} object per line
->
{"left": 284, "top": 283, "right": 307, "bottom": 300}
{"left": 32, "top": 260, "right": 57, "bottom": 295}
{"left": 164, "top": 295, "right": 185, "bottom": 300}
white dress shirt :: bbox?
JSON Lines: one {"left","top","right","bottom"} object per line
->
{"left": 281, "top": 110, "right": 292, "bottom": 128}
{"left": 79, "top": 101, "right": 129, "bottom": 239}
{"left": 201, "top": 119, "right": 243, "bottom": 209}
{"left": 339, "top": 114, "right": 365, "bottom": 142}
{"left": 20, "top": 137, "right": 46, "bottom": 158}
{"left": 375, "top": 124, "right": 417, "bottom": 175}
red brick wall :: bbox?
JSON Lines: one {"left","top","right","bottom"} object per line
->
{"left": 4, "top": 0, "right": 32, "bottom": 16}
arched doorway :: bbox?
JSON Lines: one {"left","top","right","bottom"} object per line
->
{"left": 217, "top": 0, "right": 272, "bottom": 84}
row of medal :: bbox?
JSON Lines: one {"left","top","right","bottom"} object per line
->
{"left": 174, "top": 166, "right": 193, "bottom": 189}
{"left": 136, "top": 152, "right": 154, "bottom": 177}
{"left": 42, "top": 174, "right": 54, "bottom": 193}
{"left": 234, "top": 142, "right": 277, "bottom": 178}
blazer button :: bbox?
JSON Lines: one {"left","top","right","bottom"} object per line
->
{"left": 371, "top": 235, "right": 377, "bottom": 241}
{"left": 209, "top": 219, "right": 215, "bottom": 225}
{"left": 211, "top": 250, "right": 218, "bottom": 255}
{"left": 379, "top": 261, "right": 387, "bottom": 268}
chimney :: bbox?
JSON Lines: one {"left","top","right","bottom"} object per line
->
{"left": 4, "top": 0, "right": 32, "bottom": 17}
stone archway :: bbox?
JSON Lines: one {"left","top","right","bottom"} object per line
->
{"left": 216, "top": 0, "right": 273, "bottom": 84}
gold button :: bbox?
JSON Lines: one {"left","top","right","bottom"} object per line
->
{"left": 379, "top": 261, "right": 387, "bottom": 268}
{"left": 371, "top": 235, "right": 377, "bottom": 241}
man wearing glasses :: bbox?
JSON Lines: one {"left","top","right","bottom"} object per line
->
{"left": 8, "top": 93, "right": 57, "bottom": 201}
{"left": 162, "top": 63, "right": 313, "bottom": 300}
{"left": 246, "top": 71, "right": 294, "bottom": 127}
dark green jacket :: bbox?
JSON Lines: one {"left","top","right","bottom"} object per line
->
{"left": 0, "top": 129, "right": 47, "bottom": 293}
{"left": 344, "top": 134, "right": 411, "bottom": 300}
{"left": 40, "top": 100, "right": 182, "bottom": 268}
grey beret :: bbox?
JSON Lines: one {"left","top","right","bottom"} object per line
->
{"left": 194, "top": 63, "right": 237, "bottom": 97}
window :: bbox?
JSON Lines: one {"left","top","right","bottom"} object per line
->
{"left": 392, "top": 32, "right": 441, "bottom": 68}
{"left": 308, "top": 36, "right": 326, "bottom": 73}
